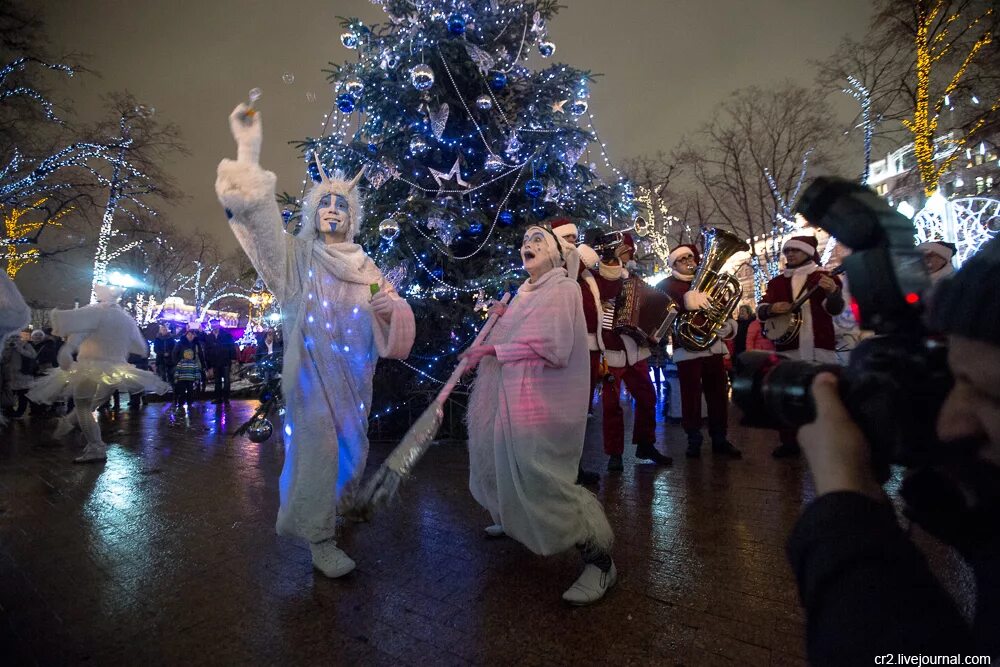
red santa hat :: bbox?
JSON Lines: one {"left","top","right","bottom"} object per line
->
{"left": 782, "top": 236, "right": 820, "bottom": 264}
{"left": 549, "top": 217, "right": 578, "bottom": 241}
{"left": 668, "top": 244, "right": 700, "bottom": 267}
{"left": 917, "top": 240, "right": 957, "bottom": 262}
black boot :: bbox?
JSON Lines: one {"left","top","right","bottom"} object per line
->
{"left": 635, "top": 443, "right": 672, "bottom": 466}
{"left": 685, "top": 430, "right": 703, "bottom": 458}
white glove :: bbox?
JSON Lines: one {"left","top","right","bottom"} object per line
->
{"left": 228, "top": 103, "right": 262, "bottom": 165}
{"left": 684, "top": 289, "right": 711, "bottom": 311}
{"left": 371, "top": 290, "right": 395, "bottom": 322}
{"left": 57, "top": 344, "right": 74, "bottom": 371}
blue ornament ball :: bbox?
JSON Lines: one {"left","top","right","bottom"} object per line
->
{"left": 489, "top": 71, "right": 507, "bottom": 91}
{"left": 469, "top": 223, "right": 483, "bottom": 234}
{"left": 336, "top": 93, "right": 356, "bottom": 113}
{"left": 307, "top": 161, "right": 322, "bottom": 182}
{"left": 535, "top": 161, "right": 549, "bottom": 175}
{"left": 367, "top": 143, "right": 378, "bottom": 154}
{"left": 538, "top": 41, "right": 556, "bottom": 58}
{"left": 569, "top": 99, "right": 589, "bottom": 116}
{"left": 525, "top": 178, "right": 544, "bottom": 198}
{"left": 447, "top": 14, "right": 466, "bottom": 35}
{"left": 281, "top": 209, "right": 293, "bottom": 222}
{"left": 499, "top": 210, "right": 514, "bottom": 226}
{"left": 340, "top": 32, "right": 359, "bottom": 49}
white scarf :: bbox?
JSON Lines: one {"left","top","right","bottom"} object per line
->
{"left": 671, "top": 268, "right": 694, "bottom": 281}
{"left": 311, "top": 241, "right": 381, "bottom": 285}
{"left": 599, "top": 262, "right": 625, "bottom": 281}
{"left": 784, "top": 261, "right": 819, "bottom": 358}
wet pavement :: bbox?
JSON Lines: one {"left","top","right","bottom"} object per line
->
{"left": 0, "top": 389, "right": 972, "bottom": 665}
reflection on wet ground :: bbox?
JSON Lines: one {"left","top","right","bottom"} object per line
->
{"left": 0, "top": 390, "right": 973, "bottom": 665}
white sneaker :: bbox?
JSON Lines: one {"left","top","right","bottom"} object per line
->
{"left": 562, "top": 562, "right": 617, "bottom": 605}
{"left": 484, "top": 524, "right": 505, "bottom": 537}
{"left": 73, "top": 443, "right": 107, "bottom": 464}
{"left": 310, "top": 540, "right": 356, "bottom": 578}
{"left": 53, "top": 417, "right": 75, "bottom": 439}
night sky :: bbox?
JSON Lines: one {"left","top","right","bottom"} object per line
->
{"left": 30, "top": 0, "right": 874, "bottom": 304}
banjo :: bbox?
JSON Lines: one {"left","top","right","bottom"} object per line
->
{"left": 762, "top": 266, "right": 846, "bottom": 345}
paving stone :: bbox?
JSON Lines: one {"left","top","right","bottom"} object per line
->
{"left": 0, "top": 393, "right": 973, "bottom": 664}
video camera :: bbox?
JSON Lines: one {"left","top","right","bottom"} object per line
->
{"left": 732, "top": 177, "right": 952, "bottom": 481}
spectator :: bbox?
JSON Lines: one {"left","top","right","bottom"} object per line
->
{"left": 205, "top": 318, "right": 237, "bottom": 404}
{"left": 172, "top": 348, "right": 200, "bottom": 410}
{"left": 4, "top": 331, "right": 38, "bottom": 419}
{"left": 153, "top": 324, "right": 176, "bottom": 383}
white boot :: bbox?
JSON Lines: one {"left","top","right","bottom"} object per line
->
{"left": 484, "top": 524, "right": 505, "bottom": 537}
{"left": 73, "top": 443, "right": 107, "bottom": 464}
{"left": 562, "top": 561, "right": 617, "bottom": 605}
{"left": 310, "top": 540, "right": 356, "bottom": 578}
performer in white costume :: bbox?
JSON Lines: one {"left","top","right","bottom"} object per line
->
{"left": 462, "top": 225, "right": 616, "bottom": 605}
{"left": 0, "top": 273, "right": 29, "bottom": 342}
{"left": 28, "top": 284, "right": 169, "bottom": 462}
{"left": 215, "top": 103, "right": 415, "bottom": 578}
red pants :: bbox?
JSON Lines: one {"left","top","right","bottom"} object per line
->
{"left": 588, "top": 351, "right": 601, "bottom": 409}
{"left": 601, "top": 360, "right": 656, "bottom": 455}
{"left": 676, "top": 354, "right": 729, "bottom": 435}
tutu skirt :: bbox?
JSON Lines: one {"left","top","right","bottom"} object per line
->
{"left": 28, "top": 360, "right": 170, "bottom": 405}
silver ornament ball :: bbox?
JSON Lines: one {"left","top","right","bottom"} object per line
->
{"left": 247, "top": 418, "right": 273, "bottom": 443}
{"left": 344, "top": 76, "right": 364, "bottom": 97}
{"left": 569, "top": 99, "right": 589, "bottom": 116}
{"left": 410, "top": 64, "right": 435, "bottom": 91}
{"left": 378, "top": 218, "right": 400, "bottom": 241}
{"left": 484, "top": 154, "right": 504, "bottom": 172}
{"left": 475, "top": 94, "right": 493, "bottom": 110}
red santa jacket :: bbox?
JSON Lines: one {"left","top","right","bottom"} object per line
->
{"left": 759, "top": 269, "right": 843, "bottom": 353}
{"left": 591, "top": 272, "right": 627, "bottom": 353}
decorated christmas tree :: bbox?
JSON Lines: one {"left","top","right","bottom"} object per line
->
{"left": 290, "top": 0, "right": 635, "bottom": 424}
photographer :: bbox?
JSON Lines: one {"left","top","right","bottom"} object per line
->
{"left": 788, "top": 235, "right": 1000, "bottom": 663}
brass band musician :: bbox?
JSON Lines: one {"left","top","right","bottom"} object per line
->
{"left": 657, "top": 243, "right": 743, "bottom": 460}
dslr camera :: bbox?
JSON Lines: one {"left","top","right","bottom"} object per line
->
{"left": 732, "top": 177, "right": 952, "bottom": 481}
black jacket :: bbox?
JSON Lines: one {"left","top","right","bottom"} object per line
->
{"left": 787, "top": 492, "right": 998, "bottom": 664}
{"left": 205, "top": 330, "right": 236, "bottom": 367}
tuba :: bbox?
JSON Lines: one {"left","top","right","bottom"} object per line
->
{"left": 673, "top": 227, "right": 749, "bottom": 351}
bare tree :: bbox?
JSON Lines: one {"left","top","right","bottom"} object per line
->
{"left": 83, "top": 92, "right": 187, "bottom": 301}
{"left": 674, "top": 83, "right": 839, "bottom": 267}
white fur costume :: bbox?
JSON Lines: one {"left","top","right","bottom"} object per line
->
{"left": 28, "top": 285, "right": 168, "bottom": 459}
{"left": 215, "top": 105, "right": 415, "bottom": 544}
{"left": 467, "top": 230, "right": 612, "bottom": 556}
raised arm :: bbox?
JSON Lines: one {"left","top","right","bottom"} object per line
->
{"left": 50, "top": 305, "right": 103, "bottom": 338}
{"left": 370, "top": 276, "right": 416, "bottom": 360}
{"left": 215, "top": 103, "right": 293, "bottom": 303}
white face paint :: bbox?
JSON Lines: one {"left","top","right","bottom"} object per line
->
{"left": 314, "top": 193, "right": 351, "bottom": 240}
{"left": 556, "top": 229, "right": 577, "bottom": 245}
{"left": 521, "top": 229, "right": 553, "bottom": 276}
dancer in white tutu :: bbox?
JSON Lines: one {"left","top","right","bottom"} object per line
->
{"left": 28, "top": 284, "right": 169, "bottom": 463}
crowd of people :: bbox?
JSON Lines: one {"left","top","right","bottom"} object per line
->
{"left": 1, "top": 317, "right": 284, "bottom": 419}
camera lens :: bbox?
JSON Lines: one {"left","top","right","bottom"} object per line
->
{"left": 733, "top": 352, "right": 840, "bottom": 429}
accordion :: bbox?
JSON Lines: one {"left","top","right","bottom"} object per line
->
{"left": 605, "top": 276, "right": 677, "bottom": 345}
